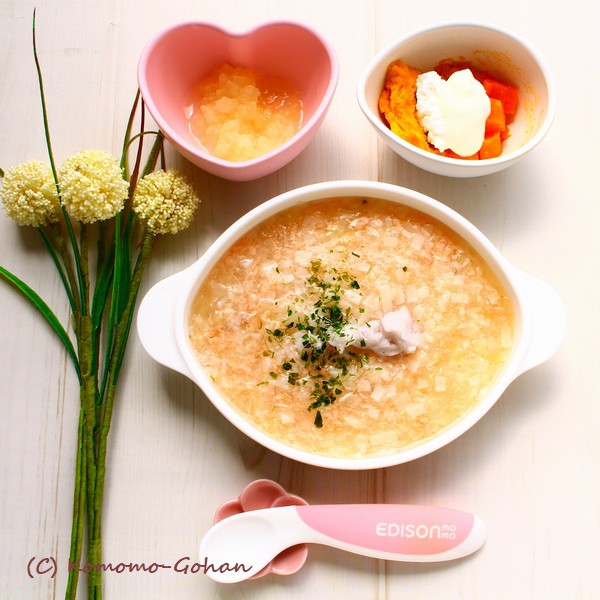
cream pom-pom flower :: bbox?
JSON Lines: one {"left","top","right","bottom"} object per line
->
{"left": 59, "top": 149, "right": 129, "bottom": 223}
{"left": 0, "top": 160, "right": 61, "bottom": 227}
{"left": 132, "top": 169, "right": 200, "bottom": 235}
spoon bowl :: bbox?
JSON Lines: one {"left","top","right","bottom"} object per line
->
{"left": 213, "top": 479, "right": 308, "bottom": 578}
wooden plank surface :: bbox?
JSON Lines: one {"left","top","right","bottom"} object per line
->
{"left": 1, "top": 0, "right": 598, "bottom": 598}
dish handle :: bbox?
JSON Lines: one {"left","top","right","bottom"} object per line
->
{"left": 137, "top": 268, "right": 194, "bottom": 379}
{"left": 511, "top": 267, "right": 566, "bottom": 377}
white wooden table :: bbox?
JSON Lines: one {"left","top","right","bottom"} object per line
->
{"left": 1, "top": 1, "right": 598, "bottom": 598}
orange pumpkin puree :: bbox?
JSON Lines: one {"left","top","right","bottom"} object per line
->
{"left": 378, "top": 59, "right": 518, "bottom": 160}
{"left": 378, "top": 60, "right": 433, "bottom": 153}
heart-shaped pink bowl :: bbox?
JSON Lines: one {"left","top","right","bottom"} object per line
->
{"left": 138, "top": 21, "right": 339, "bottom": 181}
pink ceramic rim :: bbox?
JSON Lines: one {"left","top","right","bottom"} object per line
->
{"left": 137, "top": 20, "right": 339, "bottom": 173}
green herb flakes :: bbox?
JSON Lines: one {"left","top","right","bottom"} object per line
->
{"left": 314, "top": 410, "right": 323, "bottom": 428}
{"left": 265, "top": 260, "right": 369, "bottom": 427}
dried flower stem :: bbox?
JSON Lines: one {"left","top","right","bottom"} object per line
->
{"left": 1, "top": 14, "right": 199, "bottom": 600}
{"left": 38, "top": 225, "right": 77, "bottom": 313}
{"left": 64, "top": 413, "right": 86, "bottom": 599}
{"left": 92, "top": 229, "right": 154, "bottom": 552}
{"left": 32, "top": 9, "right": 86, "bottom": 313}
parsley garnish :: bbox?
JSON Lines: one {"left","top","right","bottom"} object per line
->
{"left": 267, "top": 259, "right": 369, "bottom": 427}
{"left": 314, "top": 410, "right": 323, "bottom": 428}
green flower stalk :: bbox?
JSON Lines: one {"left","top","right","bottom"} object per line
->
{"left": 0, "top": 11, "right": 201, "bottom": 600}
{"left": 88, "top": 165, "right": 200, "bottom": 600}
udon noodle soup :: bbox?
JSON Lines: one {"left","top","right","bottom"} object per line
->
{"left": 189, "top": 197, "right": 513, "bottom": 458}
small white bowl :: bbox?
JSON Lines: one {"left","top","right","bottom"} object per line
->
{"left": 357, "top": 21, "right": 556, "bottom": 177}
{"left": 136, "top": 180, "right": 565, "bottom": 470}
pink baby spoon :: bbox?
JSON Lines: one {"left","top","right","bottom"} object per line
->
{"left": 201, "top": 480, "right": 485, "bottom": 584}
{"left": 212, "top": 479, "right": 309, "bottom": 579}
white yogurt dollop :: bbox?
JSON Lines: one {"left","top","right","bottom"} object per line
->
{"left": 416, "top": 69, "right": 490, "bottom": 157}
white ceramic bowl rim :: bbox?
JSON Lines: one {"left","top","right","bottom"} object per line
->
{"left": 357, "top": 20, "right": 557, "bottom": 168}
{"left": 138, "top": 20, "right": 340, "bottom": 172}
{"left": 135, "top": 180, "right": 564, "bottom": 470}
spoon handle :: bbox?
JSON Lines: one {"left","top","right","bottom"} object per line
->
{"left": 294, "top": 503, "right": 485, "bottom": 562}
{"left": 199, "top": 504, "right": 485, "bottom": 583}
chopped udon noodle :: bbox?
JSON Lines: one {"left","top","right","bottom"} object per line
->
{"left": 188, "top": 197, "right": 513, "bottom": 458}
